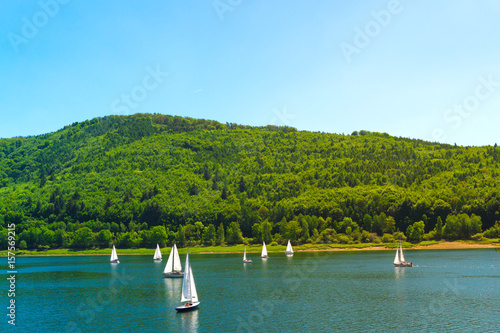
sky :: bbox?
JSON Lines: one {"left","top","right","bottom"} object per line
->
{"left": 1, "top": 0, "right": 499, "bottom": 146}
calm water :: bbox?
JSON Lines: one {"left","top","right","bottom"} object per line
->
{"left": 2, "top": 249, "right": 499, "bottom": 332}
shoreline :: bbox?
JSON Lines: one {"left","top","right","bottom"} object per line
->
{"left": 3, "top": 240, "right": 498, "bottom": 257}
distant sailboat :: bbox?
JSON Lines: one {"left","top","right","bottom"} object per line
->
{"left": 175, "top": 250, "right": 200, "bottom": 312}
{"left": 110, "top": 245, "right": 119, "bottom": 264}
{"left": 163, "top": 243, "right": 184, "bottom": 278}
{"left": 393, "top": 239, "right": 412, "bottom": 267}
{"left": 243, "top": 245, "right": 252, "bottom": 263}
{"left": 261, "top": 241, "right": 269, "bottom": 259}
{"left": 285, "top": 240, "right": 294, "bottom": 257}
{"left": 153, "top": 244, "right": 162, "bottom": 261}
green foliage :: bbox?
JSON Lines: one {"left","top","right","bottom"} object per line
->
{"left": 1, "top": 113, "right": 499, "bottom": 249}
{"left": 72, "top": 227, "right": 94, "bottom": 249}
{"left": 483, "top": 221, "right": 500, "bottom": 238}
{"left": 226, "top": 222, "right": 243, "bottom": 245}
{"left": 176, "top": 225, "right": 186, "bottom": 247}
{"left": 202, "top": 224, "right": 216, "bottom": 245}
{"left": 150, "top": 226, "right": 168, "bottom": 247}
{"left": 95, "top": 229, "right": 113, "bottom": 248}
{"left": 407, "top": 221, "right": 425, "bottom": 241}
{"left": 216, "top": 223, "right": 225, "bottom": 245}
{"left": 443, "top": 213, "right": 482, "bottom": 240}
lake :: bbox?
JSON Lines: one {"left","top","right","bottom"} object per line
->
{"left": 3, "top": 249, "right": 499, "bottom": 332}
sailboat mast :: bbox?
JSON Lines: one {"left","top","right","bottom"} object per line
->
{"left": 172, "top": 245, "right": 175, "bottom": 271}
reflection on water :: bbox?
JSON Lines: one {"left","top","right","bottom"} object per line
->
{"left": 394, "top": 267, "right": 406, "bottom": 279}
{"left": 163, "top": 277, "right": 182, "bottom": 299}
{"left": 179, "top": 308, "right": 199, "bottom": 332}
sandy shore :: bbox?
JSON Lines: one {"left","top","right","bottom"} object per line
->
{"left": 4, "top": 241, "right": 498, "bottom": 256}
{"left": 299, "top": 241, "right": 499, "bottom": 252}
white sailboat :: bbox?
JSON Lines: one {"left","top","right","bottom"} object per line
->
{"left": 243, "top": 245, "right": 252, "bottom": 263}
{"left": 393, "top": 239, "right": 412, "bottom": 267}
{"left": 110, "top": 245, "right": 119, "bottom": 264}
{"left": 163, "top": 243, "right": 184, "bottom": 278}
{"left": 285, "top": 240, "right": 294, "bottom": 257}
{"left": 153, "top": 243, "right": 162, "bottom": 261}
{"left": 261, "top": 241, "right": 269, "bottom": 259}
{"left": 175, "top": 250, "right": 200, "bottom": 312}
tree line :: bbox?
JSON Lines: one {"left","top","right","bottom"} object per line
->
{"left": 0, "top": 113, "right": 499, "bottom": 250}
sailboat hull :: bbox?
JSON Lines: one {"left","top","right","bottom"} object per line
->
{"left": 154, "top": 259, "right": 162, "bottom": 262}
{"left": 176, "top": 302, "right": 200, "bottom": 312}
{"left": 243, "top": 259, "right": 253, "bottom": 263}
{"left": 285, "top": 252, "right": 293, "bottom": 257}
{"left": 394, "top": 262, "right": 413, "bottom": 267}
{"left": 261, "top": 256, "right": 269, "bottom": 259}
{"left": 163, "top": 272, "right": 184, "bottom": 278}
{"left": 110, "top": 260, "right": 119, "bottom": 264}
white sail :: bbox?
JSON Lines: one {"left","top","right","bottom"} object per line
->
{"left": 173, "top": 244, "right": 182, "bottom": 272}
{"left": 393, "top": 244, "right": 400, "bottom": 264}
{"left": 180, "top": 251, "right": 191, "bottom": 303}
{"left": 154, "top": 244, "right": 162, "bottom": 260}
{"left": 243, "top": 245, "right": 247, "bottom": 261}
{"left": 399, "top": 243, "right": 405, "bottom": 262}
{"left": 180, "top": 251, "right": 198, "bottom": 304}
{"left": 261, "top": 242, "right": 268, "bottom": 257}
{"left": 110, "top": 245, "right": 119, "bottom": 262}
{"left": 286, "top": 240, "right": 294, "bottom": 253}
{"left": 189, "top": 266, "right": 198, "bottom": 303}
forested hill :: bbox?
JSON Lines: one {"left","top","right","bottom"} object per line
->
{"left": 1, "top": 113, "right": 500, "bottom": 249}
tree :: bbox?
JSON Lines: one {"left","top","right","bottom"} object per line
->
{"left": 362, "top": 214, "right": 372, "bottom": 232}
{"left": 443, "top": 213, "right": 482, "bottom": 239}
{"left": 300, "top": 218, "right": 310, "bottom": 242}
{"left": 95, "top": 229, "right": 113, "bottom": 248}
{"left": 407, "top": 221, "right": 425, "bottom": 241}
{"left": 110, "top": 222, "right": 120, "bottom": 233}
{"left": 221, "top": 186, "right": 228, "bottom": 200}
{"left": 118, "top": 231, "right": 142, "bottom": 248}
{"left": 238, "top": 177, "right": 246, "bottom": 192}
{"left": 202, "top": 224, "right": 216, "bottom": 245}
{"left": 252, "top": 223, "right": 262, "bottom": 243}
{"left": 72, "top": 227, "right": 94, "bottom": 249}
{"left": 216, "top": 223, "right": 225, "bottom": 245}
{"left": 189, "top": 184, "right": 199, "bottom": 196}
{"left": 261, "top": 220, "right": 273, "bottom": 244}
{"left": 194, "top": 222, "right": 204, "bottom": 242}
{"left": 286, "top": 220, "right": 302, "bottom": 242}
{"left": 434, "top": 216, "right": 443, "bottom": 239}
{"left": 150, "top": 226, "right": 168, "bottom": 247}
{"left": 383, "top": 216, "right": 396, "bottom": 234}
{"left": 226, "top": 222, "right": 243, "bottom": 244}
{"left": 177, "top": 225, "right": 186, "bottom": 247}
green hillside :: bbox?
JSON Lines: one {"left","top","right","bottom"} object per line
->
{"left": 1, "top": 114, "right": 499, "bottom": 250}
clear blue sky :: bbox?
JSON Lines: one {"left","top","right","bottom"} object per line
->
{"left": 1, "top": 0, "right": 499, "bottom": 146}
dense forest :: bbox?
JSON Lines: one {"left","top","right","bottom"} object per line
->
{"left": 1, "top": 114, "right": 499, "bottom": 250}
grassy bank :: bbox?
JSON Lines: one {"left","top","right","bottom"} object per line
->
{"left": 2, "top": 239, "right": 498, "bottom": 257}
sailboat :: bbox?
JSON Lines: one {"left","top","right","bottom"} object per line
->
{"left": 393, "top": 239, "right": 412, "bottom": 267}
{"left": 153, "top": 243, "right": 162, "bottom": 261}
{"left": 175, "top": 250, "right": 200, "bottom": 312}
{"left": 110, "top": 245, "right": 119, "bottom": 264}
{"left": 243, "top": 245, "right": 252, "bottom": 263}
{"left": 163, "top": 243, "right": 184, "bottom": 278}
{"left": 285, "top": 240, "right": 294, "bottom": 257}
{"left": 261, "top": 241, "right": 269, "bottom": 259}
